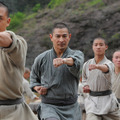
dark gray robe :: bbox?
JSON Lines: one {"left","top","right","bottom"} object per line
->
{"left": 30, "top": 47, "right": 84, "bottom": 120}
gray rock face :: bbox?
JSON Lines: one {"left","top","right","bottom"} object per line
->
{"left": 15, "top": 0, "right": 120, "bottom": 68}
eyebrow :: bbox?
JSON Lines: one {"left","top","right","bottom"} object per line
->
{"left": 55, "top": 33, "right": 67, "bottom": 35}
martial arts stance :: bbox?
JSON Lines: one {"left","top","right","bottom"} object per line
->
{"left": 82, "top": 38, "right": 120, "bottom": 120}
{"left": 0, "top": 2, "right": 38, "bottom": 120}
{"left": 30, "top": 22, "right": 84, "bottom": 120}
{"left": 112, "top": 50, "right": 120, "bottom": 103}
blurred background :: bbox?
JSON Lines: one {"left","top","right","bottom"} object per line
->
{"left": 2, "top": 0, "right": 120, "bottom": 69}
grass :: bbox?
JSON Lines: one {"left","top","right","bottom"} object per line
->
{"left": 79, "top": 0, "right": 105, "bottom": 10}
{"left": 48, "top": 0, "right": 70, "bottom": 8}
{"left": 111, "top": 33, "right": 120, "bottom": 39}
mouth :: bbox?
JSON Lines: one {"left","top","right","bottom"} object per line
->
{"left": 58, "top": 43, "right": 65, "bottom": 46}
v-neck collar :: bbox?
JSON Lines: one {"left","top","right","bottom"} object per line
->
{"left": 51, "top": 47, "right": 70, "bottom": 58}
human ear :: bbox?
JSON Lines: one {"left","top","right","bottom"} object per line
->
{"left": 7, "top": 18, "right": 11, "bottom": 27}
{"left": 69, "top": 33, "right": 71, "bottom": 39}
{"left": 105, "top": 45, "right": 108, "bottom": 50}
{"left": 49, "top": 34, "right": 53, "bottom": 41}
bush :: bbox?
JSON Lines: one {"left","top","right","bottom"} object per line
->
{"left": 87, "top": 0, "right": 105, "bottom": 7}
{"left": 32, "top": 3, "right": 41, "bottom": 12}
{"left": 79, "top": 0, "right": 105, "bottom": 10}
{"left": 7, "top": 12, "right": 26, "bottom": 31}
{"left": 48, "top": 0, "right": 69, "bottom": 8}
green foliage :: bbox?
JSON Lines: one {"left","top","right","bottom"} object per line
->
{"left": 79, "top": 0, "right": 105, "bottom": 10}
{"left": 25, "top": 13, "right": 37, "bottom": 20}
{"left": 48, "top": 0, "right": 69, "bottom": 8}
{"left": 87, "top": 0, "right": 104, "bottom": 7}
{"left": 99, "top": 30, "right": 107, "bottom": 39}
{"left": 111, "top": 33, "right": 120, "bottom": 39}
{"left": 32, "top": 3, "right": 41, "bottom": 12}
{"left": 7, "top": 12, "right": 26, "bottom": 31}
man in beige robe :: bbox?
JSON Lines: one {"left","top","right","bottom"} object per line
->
{"left": 112, "top": 50, "right": 120, "bottom": 104}
{"left": 23, "top": 68, "right": 39, "bottom": 103}
{"left": 0, "top": 2, "right": 38, "bottom": 120}
{"left": 82, "top": 38, "right": 120, "bottom": 120}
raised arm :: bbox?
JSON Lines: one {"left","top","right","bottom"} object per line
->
{"left": 0, "top": 31, "right": 12, "bottom": 47}
{"left": 53, "top": 50, "right": 84, "bottom": 79}
{"left": 53, "top": 57, "right": 74, "bottom": 67}
{"left": 89, "top": 64, "right": 109, "bottom": 73}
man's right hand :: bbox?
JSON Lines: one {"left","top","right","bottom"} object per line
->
{"left": 83, "top": 85, "right": 90, "bottom": 93}
{"left": 34, "top": 86, "right": 47, "bottom": 95}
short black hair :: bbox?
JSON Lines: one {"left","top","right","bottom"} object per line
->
{"left": 93, "top": 37, "right": 108, "bottom": 45}
{"left": 0, "top": 2, "right": 9, "bottom": 17}
{"left": 52, "top": 22, "right": 70, "bottom": 33}
{"left": 112, "top": 49, "right": 120, "bottom": 57}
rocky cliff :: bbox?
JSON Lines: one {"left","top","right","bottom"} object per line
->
{"left": 15, "top": 0, "right": 120, "bottom": 68}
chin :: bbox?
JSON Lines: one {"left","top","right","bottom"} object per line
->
{"left": 59, "top": 48, "right": 65, "bottom": 51}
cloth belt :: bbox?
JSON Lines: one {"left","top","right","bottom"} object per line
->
{"left": 117, "top": 98, "right": 120, "bottom": 103}
{"left": 90, "top": 90, "right": 112, "bottom": 96}
{"left": 0, "top": 98, "right": 23, "bottom": 105}
{"left": 42, "top": 96, "right": 77, "bottom": 106}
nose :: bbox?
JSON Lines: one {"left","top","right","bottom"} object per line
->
{"left": 96, "top": 45, "right": 100, "bottom": 48}
{"left": 118, "top": 57, "right": 120, "bottom": 61}
{"left": 59, "top": 37, "right": 64, "bottom": 42}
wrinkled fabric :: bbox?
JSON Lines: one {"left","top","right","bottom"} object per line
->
{"left": 0, "top": 31, "right": 38, "bottom": 120}
{"left": 112, "top": 72, "right": 120, "bottom": 99}
{"left": 30, "top": 47, "right": 84, "bottom": 120}
{"left": 82, "top": 56, "right": 119, "bottom": 115}
{"left": 23, "top": 78, "right": 37, "bottom": 100}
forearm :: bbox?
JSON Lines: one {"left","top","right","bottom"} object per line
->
{"left": 96, "top": 64, "right": 109, "bottom": 73}
{"left": 89, "top": 64, "right": 109, "bottom": 73}
{"left": 63, "top": 58, "right": 74, "bottom": 66}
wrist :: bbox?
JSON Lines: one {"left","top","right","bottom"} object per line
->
{"left": 96, "top": 64, "right": 99, "bottom": 69}
{"left": 33, "top": 86, "right": 37, "bottom": 91}
{"left": 63, "top": 58, "right": 67, "bottom": 64}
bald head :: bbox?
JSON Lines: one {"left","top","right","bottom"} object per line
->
{"left": 0, "top": 2, "right": 9, "bottom": 17}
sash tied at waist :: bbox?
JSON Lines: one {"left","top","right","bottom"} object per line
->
{"left": 90, "top": 90, "right": 112, "bottom": 96}
{"left": 42, "top": 96, "right": 77, "bottom": 106}
{"left": 0, "top": 97, "right": 23, "bottom": 105}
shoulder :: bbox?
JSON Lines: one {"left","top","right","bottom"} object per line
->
{"left": 7, "top": 31, "right": 26, "bottom": 43}
{"left": 84, "top": 58, "right": 93, "bottom": 66}
{"left": 34, "top": 49, "right": 51, "bottom": 63}
{"left": 68, "top": 48, "right": 84, "bottom": 57}
{"left": 104, "top": 58, "right": 114, "bottom": 70}
{"left": 6, "top": 30, "right": 27, "bottom": 49}
{"left": 104, "top": 57, "right": 113, "bottom": 66}
{"left": 69, "top": 48, "right": 83, "bottom": 54}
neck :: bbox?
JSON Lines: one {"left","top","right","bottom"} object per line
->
{"left": 54, "top": 48, "right": 66, "bottom": 58}
{"left": 115, "top": 67, "right": 120, "bottom": 75}
{"left": 94, "top": 55, "right": 104, "bottom": 64}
